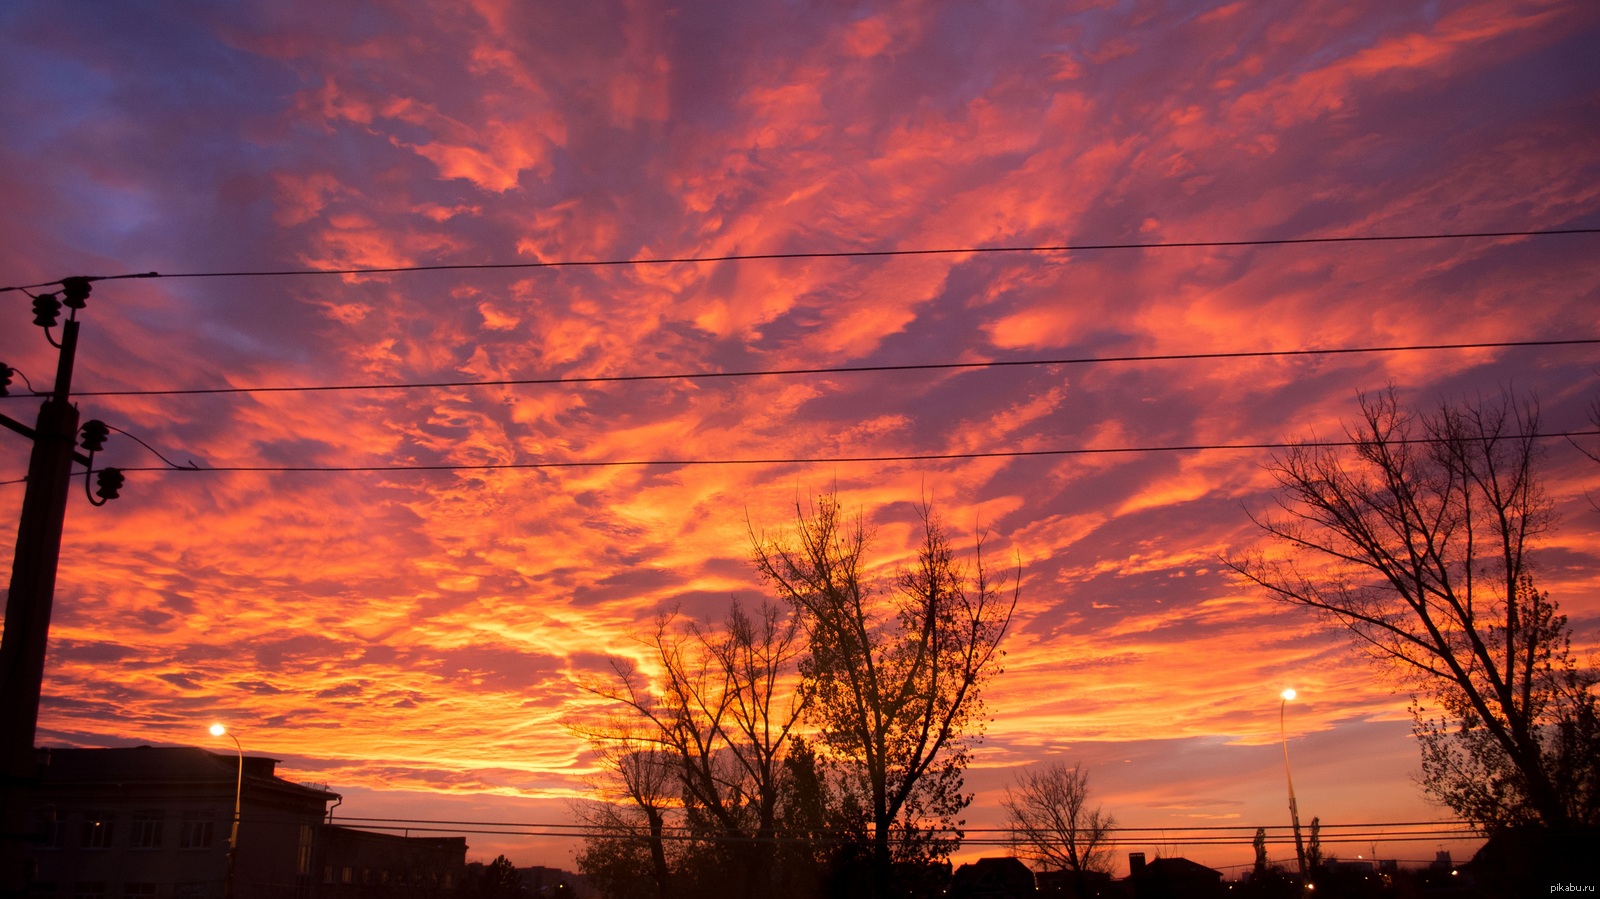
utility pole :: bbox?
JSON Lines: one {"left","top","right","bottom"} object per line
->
{"left": 0, "top": 277, "right": 120, "bottom": 893}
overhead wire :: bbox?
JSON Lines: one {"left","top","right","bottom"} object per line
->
{"left": 41, "top": 802, "right": 1478, "bottom": 841}
{"left": 311, "top": 814, "right": 1481, "bottom": 849}
{"left": 88, "top": 430, "right": 1600, "bottom": 476}
{"left": 8, "top": 426, "right": 1596, "bottom": 486}
{"left": 29, "top": 337, "right": 1600, "bottom": 400}
{"left": 2, "top": 335, "right": 1596, "bottom": 479}
{"left": 3, "top": 226, "right": 1597, "bottom": 291}
{"left": 4, "top": 339, "right": 1595, "bottom": 478}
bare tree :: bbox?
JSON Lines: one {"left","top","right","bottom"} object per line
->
{"left": 575, "top": 600, "right": 811, "bottom": 896}
{"left": 752, "top": 493, "right": 1017, "bottom": 896}
{"left": 1002, "top": 761, "right": 1115, "bottom": 888}
{"left": 572, "top": 731, "right": 678, "bottom": 899}
{"left": 1229, "top": 389, "right": 1599, "bottom": 832}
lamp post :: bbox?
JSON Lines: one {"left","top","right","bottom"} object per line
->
{"left": 209, "top": 724, "right": 242, "bottom": 899}
{"left": 1278, "top": 690, "right": 1309, "bottom": 888}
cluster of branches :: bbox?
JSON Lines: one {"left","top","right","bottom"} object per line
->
{"left": 571, "top": 600, "right": 819, "bottom": 898}
{"left": 1231, "top": 389, "right": 1599, "bottom": 835}
{"left": 1002, "top": 760, "right": 1116, "bottom": 889}
{"left": 571, "top": 495, "right": 1017, "bottom": 899}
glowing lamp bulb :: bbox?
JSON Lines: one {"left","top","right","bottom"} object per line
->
{"left": 209, "top": 724, "right": 227, "bottom": 737}
{"left": 1281, "top": 689, "right": 1297, "bottom": 701}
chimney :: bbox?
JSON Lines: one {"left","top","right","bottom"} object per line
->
{"left": 1129, "top": 852, "right": 1147, "bottom": 876}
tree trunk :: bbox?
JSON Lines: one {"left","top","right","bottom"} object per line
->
{"left": 646, "top": 808, "right": 671, "bottom": 899}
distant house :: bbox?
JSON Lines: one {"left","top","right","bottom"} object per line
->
{"left": 517, "top": 865, "right": 589, "bottom": 897}
{"left": 316, "top": 826, "right": 466, "bottom": 897}
{"left": 951, "top": 856, "right": 1037, "bottom": 898}
{"left": 1034, "top": 866, "right": 1114, "bottom": 898}
{"left": 1124, "top": 852, "right": 1224, "bottom": 899}
{"left": 24, "top": 745, "right": 466, "bottom": 898}
{"left": 1468, "top": 826, "right": 1600, "bottom": 894}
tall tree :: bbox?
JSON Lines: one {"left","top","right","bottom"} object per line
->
{"left": 576, "top": 600, "right": 812, "bottom": 896}
{"left": 752, "top": 494, "right": 1017, "bottom": 896}
{"left": 1230, "top": 389, "right": 1599, "bottom": 832}
{"left": 1002, "top": 761, "right": 1115, "bottom": 892}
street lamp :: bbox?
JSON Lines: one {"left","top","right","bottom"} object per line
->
{"left": 209, "top": 724, "right": 242, "bottom": 899}
{"left": 1278, "top": 690, "right": 1309, "bottom": 888}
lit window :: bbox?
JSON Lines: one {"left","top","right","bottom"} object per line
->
{"left": 80, "top": 814, "right": 113, "bottom": 850}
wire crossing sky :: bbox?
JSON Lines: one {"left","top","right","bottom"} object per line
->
{"left": 5, "top": 224, "right": 1596, "bottom": 291}
{"left": 0, "top": 336, "right": 1587, "bottom": 399}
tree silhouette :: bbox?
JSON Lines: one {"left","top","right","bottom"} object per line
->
{"left": 465, "top": 855, "right": 526, "bottom": 899}
{"left": 575, "top": 601, "right": 811, "bottom": 897}
{"left": 1230, "top": 389, "right": 1599, "bottom": 832}
{"left": 753, "top": 493, "right": 1017, "bottom": 897}
{"left": 1002, "top": 761, "right": 1115, "bottom": 894}
{"left": 571, "top": 735, "right": 677, "bottom": 899}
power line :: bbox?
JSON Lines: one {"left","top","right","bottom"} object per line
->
{"left": 85, "top": 429, "right": 1600, "bottom": 476}
{"left": 39, "top": 802, "right": 1479, "bottom": 854}
{"left": 4, "top": 226, "right": 1597, "bottom": 291}
{"left": 45, "top": 803, "right": 1473, "bottom": 840}
{"left": 328, "top": 816, "right": 1471, "bottom": 831}
{"left": 317, "top": 814, "right": 1479, "bottom": 846}
{"left": 335, "top": 826, "right": 1477, "bottom": 847}
{"left": 7, "top": 338, "right": 1594, "bottom": 400}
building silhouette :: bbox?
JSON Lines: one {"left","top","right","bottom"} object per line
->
{"left": 24, "top": 746, "right": 465, "bottom": 898}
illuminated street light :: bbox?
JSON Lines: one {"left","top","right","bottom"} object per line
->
{"left": 1278, "top": 690, "right": 1309, "bottom": 889}
{"left": 209, "top": 723, "right": 242, "bottom": 899}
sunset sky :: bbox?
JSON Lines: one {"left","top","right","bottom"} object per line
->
{"left": 3, "top": 0, "right": 1599, "bottom": 877}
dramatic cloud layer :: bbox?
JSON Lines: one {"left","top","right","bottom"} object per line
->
{"left": 3, "top": 0, "right": 1598, "bottom": 873}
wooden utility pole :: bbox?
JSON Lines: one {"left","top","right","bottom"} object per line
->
{"left": 0, "top": 279, "right": 89, "bottom": 893}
